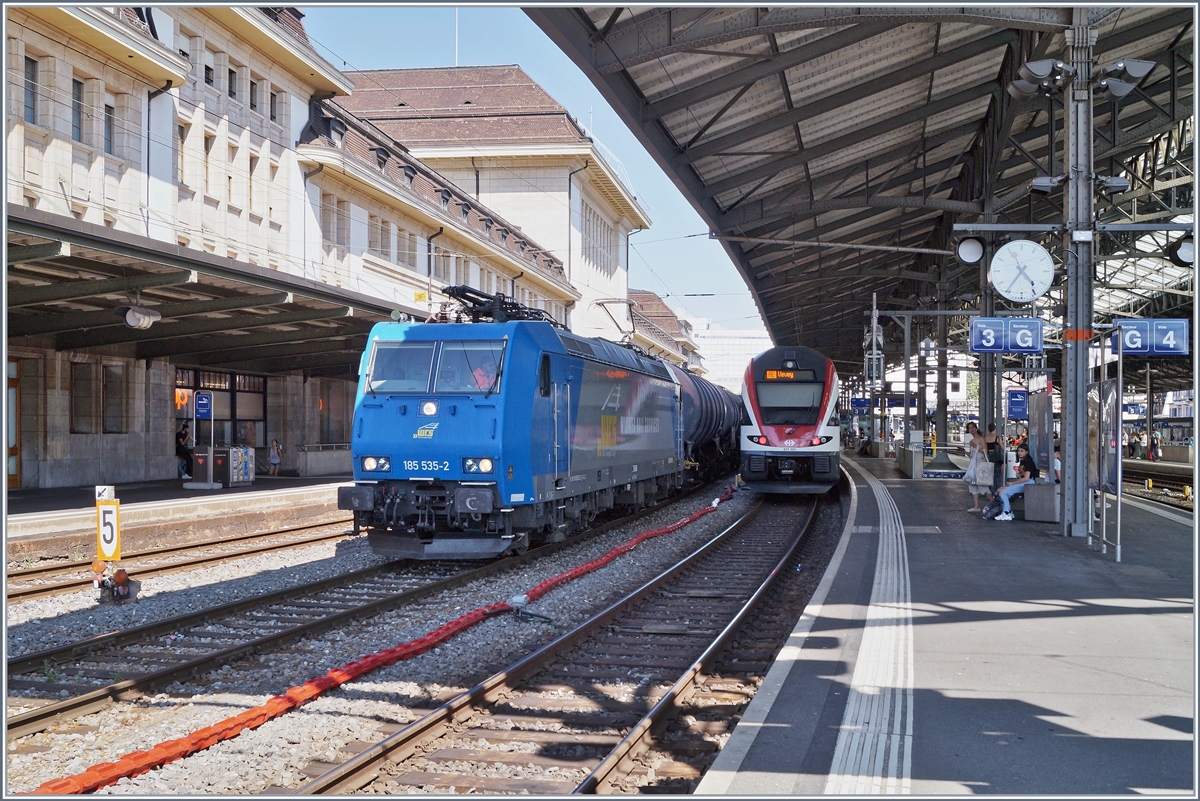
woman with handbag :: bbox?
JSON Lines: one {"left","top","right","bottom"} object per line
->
{"left": 964, "top": 422, "right": 992, "bottom": 512}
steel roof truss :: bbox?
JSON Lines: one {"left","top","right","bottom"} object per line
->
{"left": 54, "top": 307, "right": 352, "bottom": 351}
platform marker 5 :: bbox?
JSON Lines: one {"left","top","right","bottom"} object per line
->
{"left": 96, "top": 500, "right": 121, "bottom": 561}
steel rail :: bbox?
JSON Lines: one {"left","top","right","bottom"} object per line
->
{"left": 6, "top": 518, "right": 353, "bottom": 582}
{"left": 294, "top": 497, "right": 799, "bottom": 795}
{"left": 7, "top": 524, "right": 354, "bottom": 603}
{"left": 6, "top": 491, "right": 710, "bottom": 740}
{"left": 576, "top": 500, "right": 818, "bottom": 792}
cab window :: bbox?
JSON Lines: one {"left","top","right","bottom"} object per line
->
{"left": 367, "top": 341, "right": 434, "bottom": 393}
{"left": 435, "top": 340, "right": 505, "bottom": 393}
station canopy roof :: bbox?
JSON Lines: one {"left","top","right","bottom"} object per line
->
{"left": 6, "top": 205, "right": 405, "bottom": 379}
{"left": 530, "top": 7, "right": 1194, "bottom": 391}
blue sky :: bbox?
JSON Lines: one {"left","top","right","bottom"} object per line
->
{"left": 298, "top": 5, "right": 768, "bottom": 334}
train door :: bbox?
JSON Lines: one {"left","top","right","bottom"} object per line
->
{"left": 541, "top": 354, "right": 569, "bottom": 487}
{"left": 7, "top": 359, "right": 19, "bottom": 489}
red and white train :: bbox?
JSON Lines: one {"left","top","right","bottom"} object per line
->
{"left": 739, "top": 346, "right": 841, "bottom": 494}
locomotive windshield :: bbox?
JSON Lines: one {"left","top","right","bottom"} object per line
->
{"left": 755, "top": 382, "right": 825, "bottom": 425}
{"left": 367, "top": 341, "right": 435, "bottom": 393}
{"left": 435, "top": 341, "right": 505, "bottom": 393}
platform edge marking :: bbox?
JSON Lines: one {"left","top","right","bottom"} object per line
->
{"left": 826, "top": 459, "right": 913, "bottom": 795}
{"left": 692, "top": 466, "right": 860, "bottom": 795}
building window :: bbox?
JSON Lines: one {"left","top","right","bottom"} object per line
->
{"left": 249, "top": 80, "right": 258, "bottom": 110}
{"left": 375, "top": 147, "right": 390, "bottom": 170}
{"left": 460, "top": 202, "right": 470, "bottom": 222}
{"left": 483, "top": 218, "right": 493, "bottom": 236}
{"left": 204, "top": 64, "right": 214, "bottom": 86}
{"left": 71, "top": 362, "right": 96, "bottom": 434}
{"left": 582, "top": 200, "right": 617, "bottom": 276}
{"left": 440, "top": 189, "right": 451, "bottom": 210}
{"left": 336, "top": 200, "right": 349, "bottom": 246}
{"left": 177, "top": 123, "right": 188, "bottom": 184}
{"left": 248, "top": 155, "right": 258, "bottom": 208}
{"left": 397, "top": 229, "right": 418, "bottom": 268}
{"left": 23, "top": 57, "right": 37, "bottom": 124}
{"left": 951, "top": 382, "right": 961, "bottom": 393}
{"left": 269, "top": 92, "right": 278, "bottom": 122}
{"left": 228, "top": 68, "right": 237, "bottom": 99}
{"left": 102, "top": 364, "right": 125, "bottom": 433}
{"left": 71, "top": 79, "right": 85, "bottom": 142}
{"left": 432, "top": 247, "right": 450, "bottom": 282}
{"left": 203, "top": 134, "right": 215, "bottom": 193}
{"left": 328, "top": 117, "right": 346, "bottom": 146}
{"left": 369, "top": 216, "right": 391, "bottom": 260}
{"left": 103, "top": 104, "right": 115, "bottom": 155}
{"left": 321, "top": 194, "right": 349, "bottom": 247}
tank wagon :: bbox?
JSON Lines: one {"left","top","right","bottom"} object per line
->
{"left": 739, "top": 345, "right": 841, "bottom": 494}
{"left": 338, "top": 287, "right": 740, "bottom": 560}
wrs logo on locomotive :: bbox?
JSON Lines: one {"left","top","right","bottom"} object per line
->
{"left": 413, "top": 423, "right": 439, "bottom": 439}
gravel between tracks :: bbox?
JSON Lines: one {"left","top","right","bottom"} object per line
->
{"left": 6, "top": 524, "right": 388, "bottom": 661}
{"left": 7, "top": 488, "right": 755, "bottom": 795}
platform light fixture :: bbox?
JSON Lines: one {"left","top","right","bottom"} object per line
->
{"left": 1094, "top": 59, "right": 1155, "bottom": 100}
{"left": 1166, "top": 234, "right": 1194, "bottom": 267}
{"left": 114, "top": 305, "right": 162, "bottom": 330}
{"left": 1007, "top": 59, "right": 1076, "bottom": 100}
{"left": 1095, "top": 175, "right": 1131, "bottom": 194}
{"left": 955, "top": 236, "right": 985, "bottom": 265}
{"left": 1031, "top": 175, "right": 1065, "bottom": 193}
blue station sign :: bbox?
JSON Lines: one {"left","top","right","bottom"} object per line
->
{"left": 969, "top": 317, "right": 1044, "bottom": 354}
{"left": 1111, "top": 319, "right": 1190, "bottom": 356}
{"left": 1007, "top": 388, "right": 1029, "bottom": 420}
{"left": 195, "top": 390, "right": 213, "bottom": 420}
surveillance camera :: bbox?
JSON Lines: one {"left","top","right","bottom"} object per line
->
{"left": 114, "top": 305, "right": 162, "bottom": 330}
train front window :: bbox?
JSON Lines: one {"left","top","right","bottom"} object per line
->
{"left": 755, "top": 382, "right": 825, "bottom": 425}
{"left": 367, "top": 342, "right": 435, "bottom": 393}
{"left": 435, "top": 341, "right": 505, "bottom": 393}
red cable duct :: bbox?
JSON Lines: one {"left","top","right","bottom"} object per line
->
{"left": 33, "top": 488, "right": 734, "bottom": 794}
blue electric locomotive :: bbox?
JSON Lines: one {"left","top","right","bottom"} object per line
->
{"left": 338, "top": 287, "right": 740, "bottom": 560}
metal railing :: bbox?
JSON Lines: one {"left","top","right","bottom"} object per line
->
{"left": 579, "top": 125, "right": 651, "bottom": 219}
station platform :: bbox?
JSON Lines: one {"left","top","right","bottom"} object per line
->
{"left": 698, "top": 453, "right": 1194, "bottom": 795}
{"left": 5, "top": 475, "right": 352, "bottom": 558}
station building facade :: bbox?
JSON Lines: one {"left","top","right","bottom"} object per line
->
{"left": 335, "top": 65, "right": 652, "bottom": 342}
{"left": 5, "top": 7, "right": 576, "bottom": 489}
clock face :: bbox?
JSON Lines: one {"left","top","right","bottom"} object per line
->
{"left": 989, "top": 240, "right": 1055, "bottom": 303}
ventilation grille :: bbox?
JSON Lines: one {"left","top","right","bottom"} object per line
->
{"left": 749, "top": 455, "right": 765, "bottom": 472}
{"left": 813, "top": 455, "right": 831, "bottom": 473}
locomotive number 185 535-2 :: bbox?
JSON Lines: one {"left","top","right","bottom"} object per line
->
{"left": 403, "top": 460, "right": 451, "bottom": 471}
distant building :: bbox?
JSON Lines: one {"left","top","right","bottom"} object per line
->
{"left": 627, "top": 289, "right": 703, "bottom": 372}
{"left": 336, "top": 65, "right": 652, "bottom": 340}
{"left": 689, "top": 324, "right": 773, "bottom": 394}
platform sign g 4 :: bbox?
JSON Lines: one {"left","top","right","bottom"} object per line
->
{"left": 96, "top": 500, "right": 121, "bottom": 561}
{"left": 1111, "top": 319, "right": 1189, "bottom": 356}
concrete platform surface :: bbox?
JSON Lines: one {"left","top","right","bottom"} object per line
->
{"left": 698, "top": 453, "right": 1194, "bottom": 795}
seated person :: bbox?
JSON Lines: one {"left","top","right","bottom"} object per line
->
{"left": 995, "top": 444, "right": 1039, "bottom": 521}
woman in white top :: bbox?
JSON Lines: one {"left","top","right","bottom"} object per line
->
{"left": 964, "top": 422, "right": 991, "bottom": 512}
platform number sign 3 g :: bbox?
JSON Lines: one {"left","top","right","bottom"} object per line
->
{"left": 96, "top": 485, "right": 121, "bottom": 561}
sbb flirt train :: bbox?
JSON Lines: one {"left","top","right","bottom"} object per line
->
{"left": 739, "top": 346, "right": 841, "bottom": 494}
{"left": 338, "top": 287, "right": 741, "bottom": 560}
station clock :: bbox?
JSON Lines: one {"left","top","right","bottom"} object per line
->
{"left": 988, "top": 239, "right": 1055, "bottom": 303}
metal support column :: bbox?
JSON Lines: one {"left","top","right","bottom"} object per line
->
{"left": 936, "top": 274, "right": 950, "bottom": 449}
{"left": 1062, "top": 14, "right": 1098, "bottom": 537}
{"left": 979, "top": 244, "right": 997, "bottom": 430}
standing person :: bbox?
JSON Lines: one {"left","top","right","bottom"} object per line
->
{"left": 175, "top": 423, "right": 193, "bottom": 480}
{"left": 1122, "top": 428, "right": 1130, "bottom": 458}
{"left": 1149, "top": 432, "right": 1161, "bottom": 461}
{"left": 268, "top": 438, "right": 284, "bottom": 476}
{"left": 963, "top": 422, "right": 991, "bottom": 512}
{"left": 995, "top": 444, "right": 1040, "bottom": 521}
{"left": 984, "top": 423, "right": 1004, "bottom": 496}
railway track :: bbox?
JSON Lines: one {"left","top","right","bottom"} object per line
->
{"left": 6, "top": 520, "right": 355, "bottom": 603}
{"left": 6, "top": 490, "right": 718, "bottom": 741}
{"left": 293, "top": 495, "right": 822, "bottom": 795}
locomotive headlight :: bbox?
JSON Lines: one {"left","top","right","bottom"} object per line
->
{"left": 362, "top": 456, "right": 391, "bottom": 472}
{"left": 462, "top": 457, "right": 495, "bottom": 473}
{"left": 419, "top": 400, "right": 439, "bottom": 416}
{"left": 747, "top": 435, "right": 765, "bottom": 445}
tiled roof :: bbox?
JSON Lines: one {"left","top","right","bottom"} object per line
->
{"left": 304, "top": 101, "right": 568, "bottom": 283}
{"left": 335, "top": 66, "right": 588, "bottom": 147}
{"left": 629, "top": 289, "right": 683, "bottom": 337}
{"left": 260, "top": 7, "right": 310, "bottom": 45}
